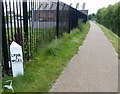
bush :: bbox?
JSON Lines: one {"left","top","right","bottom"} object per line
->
{"left": 77, "top": 19, "right": 83, "bottom": 31}
{"left": 62, "top": 33, "right": 72, "bottom": 41}
{"left": 96, "top": 2, "right": 120, "bottom": 36}
{"left": 43, "top": 39, "right": 62, "bottom": 56}
{"left": 71, "top": 29, "right": 80, "bottom": 35}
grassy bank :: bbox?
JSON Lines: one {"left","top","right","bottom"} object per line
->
{"left": 3, "top": 21, "right": 90, "bottom": 92}
{"left": 97, "top": 23, "right": 120, "bottom": 58}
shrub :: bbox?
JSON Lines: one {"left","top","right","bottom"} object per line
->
{"left": 77, "top": 19, "right": 83, "bottom": 31}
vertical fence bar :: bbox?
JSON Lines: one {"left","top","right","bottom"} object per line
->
{"left": 13, "top": 1, "right": 17, "bottom": 41}
{"left": 37, "top": 0, "right": 40, "bottom": 47}
{"left": 29, "top": 0, "right": 32, "bottom": 55}
{"left": 19, "top": 0, "right": 23, "bottom": 46}
{"left": 45, "top": 3, "right": 47, "bottom": 43}
{"left": 2, "top": 2, "right": 9, "bottom": 74}
{"left": 56, "top": 1, "right": 59, "bottom": 38}
{"left": 8, "top": 0, "right": 13, "bottom": 75}
{"left": 48, "top": 2, "right": 50, "bottom": 42}
{"left": 33, "top": 0, "right": 36, "bottom": 51}
{"left": 0, "top": 1, "right": 2, "bottom": 85}
{"left": 16, "top": 0, "right": 21, "bottom": 45}
{"left": 0, "top": 1, "right": 2, "bottom": 65}
{"left": 38, "top": 0, "right": 40, "bottom": 45}
{"left": 34, "top": 0, "right": 37, "bottom": 51}
{"left": 0, "top": 0, "right": 2, "bottom": 61}
{"left": 31, "top": 0, "right": 33, "bottom": 53}
{"left": 36, "top": 0, "right": 38, "bottom": 50}
{"left": 44, "top": 1, "right": 47, "bottom": 43}
{"left": 68, "top": 5, "right": 71, "bottom": 33}
{"left": 23, "top": 0, "right": 29, "bottom": 60}
{"left": 33, "top": 0, "right": 35, "bottom": 52}
{"left": 9, "top": 0, "right": 13, "bottom": 41}
{"left": 43, "top": 3, "right": 45, "bottom": 44}
{"left": 31, "top": 0, "right": 34, "bottom": 50}
{"left": 5, "top": 1, "right": 10, "bottom": 59}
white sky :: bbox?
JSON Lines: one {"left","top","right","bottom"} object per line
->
{"left": 60, "top": 0, "right": 120, "bottom": 14}
{"left": 4, "top": 0, "right": 119, "bottom": 15}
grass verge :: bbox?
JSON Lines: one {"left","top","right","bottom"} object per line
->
{"left": 2, "top": 21, "right": 90, "bottom": 92}
{"left": 97, "top": 23, "right": 120, "bottom": 58}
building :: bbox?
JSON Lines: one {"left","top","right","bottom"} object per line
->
{"left": 34, "top": 2, "right": 57, "bottom": 22}
{"left": 79, "top": 10, "right": 88, "bottom": 15}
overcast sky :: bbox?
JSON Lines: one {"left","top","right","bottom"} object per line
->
{"left": 60, "top": 0, "right": 119, "bottom": 14}
{"left": 4, "top": 0, "right": 119, "bottom": 15}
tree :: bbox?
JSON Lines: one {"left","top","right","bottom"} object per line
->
{"left": 88, "top": 13, "right": 96, "bottom": 21}
{"left": 96, "top": 2, "right": 120, "bottom": 36}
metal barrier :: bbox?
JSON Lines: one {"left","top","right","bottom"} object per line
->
{"left": 1, "top": 0, "right": 87, "bottom": 75}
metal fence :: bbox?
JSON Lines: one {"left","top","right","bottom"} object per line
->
{"left": 1, "top": 0, "right": 87, "bottom": 75}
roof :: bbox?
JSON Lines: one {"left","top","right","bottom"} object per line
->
{"left": 37, "top": 1, "right": 69, "bottom": 10}
{"left": 37, "top": 2, "right": 57, "bottom": 10}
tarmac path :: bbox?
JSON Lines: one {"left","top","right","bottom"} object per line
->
{"left": 50, "top": 21, "right": 118, "bottom": 92}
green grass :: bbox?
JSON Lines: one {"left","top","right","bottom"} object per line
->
{"left": 97, "top": 23, "right": 120, "bottom": 58}
{"left": 2, "top": 21, "right": 90, "bottom": 92}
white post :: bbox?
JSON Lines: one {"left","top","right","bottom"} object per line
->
{"left": 10, "top": 41, "right": 24, "bottom": 77}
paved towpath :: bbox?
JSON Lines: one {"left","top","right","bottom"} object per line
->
{"left": 50, "top": 21, "right": 118, "bottom": 92}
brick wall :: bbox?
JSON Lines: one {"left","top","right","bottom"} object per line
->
{"left": 34, "top": 10, "right": 56, "bottom": 21}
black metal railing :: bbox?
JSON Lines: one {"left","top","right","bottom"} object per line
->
{"left": 1, "top": 0, "right": 87, "bottom": 75}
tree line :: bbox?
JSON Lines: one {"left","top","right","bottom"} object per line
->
{"left": 88, "top": 13, "right": 96, "bottom": 21}
{"left": 96, "top": 2, "right": 120, "bottom": 37}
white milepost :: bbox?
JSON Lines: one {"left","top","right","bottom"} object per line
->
{"left": 10, "top": 41, "right": 24, "bottom": 77}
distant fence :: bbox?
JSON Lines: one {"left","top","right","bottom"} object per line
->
{"left": 1, "top": 0, "right": 87, "bottom": 75}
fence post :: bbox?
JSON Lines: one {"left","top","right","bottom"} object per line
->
{"left": 0, "top": 1, "right": 2, "bottom": 90}
{"left": 32, "top": 3, "right": 34, "bottom": 33}
{"left": 56, "top": 1, "right": 59, "bottom": 38}
{"left": 0, "top": 1, "right": 2, "bottom": 66}
{"left": 68, "top": 5, "right": 71, "bottom": 33}
{"left": 2, "top": 1, "right": 9, "bottom": 74}
{"left": 23, "top": 0, "right": 29, "bottom": 61}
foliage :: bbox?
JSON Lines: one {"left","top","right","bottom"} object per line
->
{"left": 77, "top": 19, "right": 84, "bottom": 31}
{"left": 96, "top": 2, "right": 120, "bottom": 37}
{"left": 88, "top": 13, "right": 96, "bottom": 21}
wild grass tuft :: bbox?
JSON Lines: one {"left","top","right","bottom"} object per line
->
{"left": 77, "top": 19, "right": 84, "bottom": 31}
